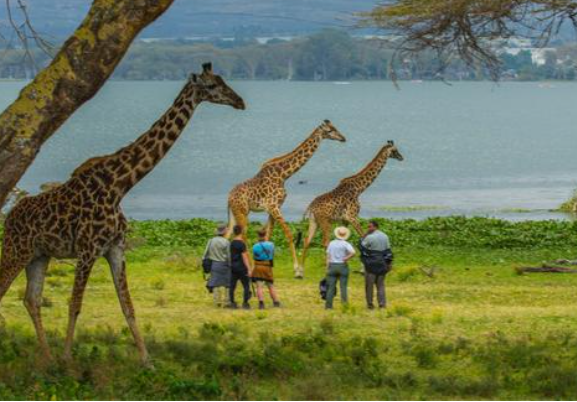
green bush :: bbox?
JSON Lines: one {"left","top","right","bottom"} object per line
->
{"left": 125, "top": 216, "right": 577, "bottom": 250}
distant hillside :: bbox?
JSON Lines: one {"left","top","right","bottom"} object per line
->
{"left": 24, "top": 0, "right": 378, "bottom": 39}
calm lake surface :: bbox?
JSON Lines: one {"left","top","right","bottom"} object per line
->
{"left": 2, "top": 80, "right": 577, "bottom": 221}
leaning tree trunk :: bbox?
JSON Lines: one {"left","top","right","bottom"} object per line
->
{"left": 0, "top": 0, "right": 175, "bottom": 208}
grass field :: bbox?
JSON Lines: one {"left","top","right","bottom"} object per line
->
{"left": 1, "top": 217, "right": 577, "bottom": 399}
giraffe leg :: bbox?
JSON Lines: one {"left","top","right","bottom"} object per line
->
{"left": 268, "top": 208, "right": 301, "bottom": 278}
{"left": 299, "top": 215, "right": 318, "bottom": 277}
{"left": 317, "top": 218, "right": 333, "bottom": 269}
{"left": 23, "top": 256, "right": 51, "bottom": 360}
{"left": 0, "top": 263, "right": 26, "bottom": 326}
{"left": 265, "top": 214, "right": 275, "bottom": 241}
{"left": 105, "top": 245, "right": 150, "bottom": 367}
{"left": 348, "top": 218, "right": 364, "bottom": 237}
{"left": 0, "top": 242, "right": 34, "bottom": 325}
{"left": 226, "top": 207, "right": 237, "bottom": 239}
{"left": 63, "top": 254, "right": 97, "bottom": 360}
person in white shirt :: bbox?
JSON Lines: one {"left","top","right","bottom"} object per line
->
{"left": 325, "top": 227, "right": 356, "bottom": 309}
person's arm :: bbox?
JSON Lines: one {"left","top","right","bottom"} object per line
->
{"left": 242, "top": 250, "right": 252, "bottom": 275}
{"left": 343, "top": 242, "right": 356, "bottom": 262}
{"left": 241, "top": 242, "right": 252, "bottom": 275}
{"left": 326, "top": 245, "right": 331, "bottom": 272}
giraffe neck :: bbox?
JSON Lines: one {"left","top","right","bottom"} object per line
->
{"left": 263, "top": 129, "right": 323, "bottom": 180}
{"left": 109, "top": 81, "right": 201, "bottom": 197}
{"left": 343, "top": 146, "right": 393, "bottom": 194}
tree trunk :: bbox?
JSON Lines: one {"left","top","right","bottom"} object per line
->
{"left": 0, "top": 0, "right": 175, "bottom": 208}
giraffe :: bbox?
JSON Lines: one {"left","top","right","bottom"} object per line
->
{"left": 227, "top": 120, "right": 346, "bottom": 278}
{"left": 299, "top": 141, "right": 404, "bottom": 274}
{"left": 0, "top": 63, "right": 245, "bottom": 365}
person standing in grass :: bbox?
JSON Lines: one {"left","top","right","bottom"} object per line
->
{"left": 359, "top": 220, "right": 393, "bottom": 309}
{"left": 204, "top": 225, "right": 231, "bottom": 308}
{"left": 229, "top": 225, "right": 253, "bottom": 309}
{"left": 325, "top": 227, "right": 356, "bottom": 309}
{"left": 252, "top": 229, "right": 281, "bottom": 309}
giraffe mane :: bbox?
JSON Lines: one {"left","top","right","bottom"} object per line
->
{"left": 338, "top": 145, "right": 392, "bottom": 184}
{"left": 260, "top": 128, "right": 320, "bottom": 168}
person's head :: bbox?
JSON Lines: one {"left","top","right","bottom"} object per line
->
{"left": 367, "top": 220, "right": 379, "bottom": 234}
{"left": 233, "top": 225, "right": 243, "bottom": 237}
{"left": 215, "top": 225, "right": 228, "bottom": 236}
{"left": 257, "top": 229, "right": 267, "bottom": 241}
{"left": 334, "top": 226, "right": 351, "bottom": 241}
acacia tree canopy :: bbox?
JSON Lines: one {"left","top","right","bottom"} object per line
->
{"left": 0, "top": 0, "right": 175, "bottom": 209}
{"left": 362, "top": 0, "right": 577, "bottom": 77}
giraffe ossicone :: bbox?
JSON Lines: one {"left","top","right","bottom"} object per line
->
{"left": 0, "top": 63, "right": 245, "bottom": 365}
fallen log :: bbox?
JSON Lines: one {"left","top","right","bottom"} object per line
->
{"left": 554, "top": 259, "right": 577, "bottom": 266}
{"left": 516, "top": 264, "right": 577, "bottom": 274}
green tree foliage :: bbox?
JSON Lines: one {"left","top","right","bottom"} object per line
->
{"left": 362, "top": 0, "right": 577, "bottom": 77}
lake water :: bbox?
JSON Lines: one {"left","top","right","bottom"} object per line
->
{"left": 2, "top": 80, "right": 577, "bottom": 221}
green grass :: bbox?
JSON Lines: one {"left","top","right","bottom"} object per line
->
{"left": 2, "top": 217, "right": 577, "bottom": 399}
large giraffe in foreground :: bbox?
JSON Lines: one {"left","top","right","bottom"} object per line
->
{"left": 0, "top": 63, "right": 245, "bottom": 365}
{"left": 228, "top": 120, "right": 346, "bottom": 278}
{"left": 299, "top": 141, "right": 404, "bottom": 274}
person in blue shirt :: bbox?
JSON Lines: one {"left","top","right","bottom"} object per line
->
{"left": 252, "top": 229, "right": 281, "bottom": 309}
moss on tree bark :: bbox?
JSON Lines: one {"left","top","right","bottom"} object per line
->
{"left": 0, "top": 0, "right": 175, "bottom": 208}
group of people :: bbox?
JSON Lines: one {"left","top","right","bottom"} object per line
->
{"left": 202, "top": 220, "right": 393, "bottom": 310}
{"left": 203, "top": 225, "right": 280, "bottom": 309}
{"left": 325, "top": 220, "right": 393, "bottom": 309}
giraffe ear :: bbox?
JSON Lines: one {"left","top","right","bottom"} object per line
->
{"left": 190, "top": 74, "right": 199, "bottom": 83}
{"left": 202, "top": 63, "right": 213, "bottom": 73}
{"left": 388, "top": 140, "right": 394, "bottom": 145}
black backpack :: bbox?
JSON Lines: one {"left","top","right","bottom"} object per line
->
{"left": 319, "top": 278, "right": 337, "bottom": 300}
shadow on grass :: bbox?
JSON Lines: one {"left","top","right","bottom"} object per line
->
{"left": 1, "top": 323, "right": 577, "bottom": 399}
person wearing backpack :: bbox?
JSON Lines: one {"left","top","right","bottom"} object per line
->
{"left": 203, "top": 225, "right": 231, "bottom": 307}
{"left": 229, "top": 225, "right": 253, "bottom": 309}
{"left": 359, "top": 220, "right": 393, "bottom": 309}
{"left": 252, "top": 229, "right": 281, "bottom": 309}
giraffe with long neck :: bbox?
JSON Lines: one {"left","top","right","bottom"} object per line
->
{"left": 0, "top": 63, "right": 245, "bottom": 365}
{"left": 228, "top": 120, "right": 346, "bottom": 278}
{"left": 299, "top": 141, "right": 404, "bottom": 274}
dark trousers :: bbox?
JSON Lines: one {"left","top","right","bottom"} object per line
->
{"left": 326, "top": 263, "right": 349, "bottom": 309}
{"left": 230, "top": 271, "right": 251, "bottom": 304}
{"left": 365, "top": 271, "right": 387, "bottom": 308}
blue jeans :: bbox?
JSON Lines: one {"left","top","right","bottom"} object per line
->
{"left": 326, "top": 263, "right": 349, "bottom": 309}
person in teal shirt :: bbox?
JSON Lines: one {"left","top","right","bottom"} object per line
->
{"left": 251, "top": 229, "right": 281, "bottom": 309}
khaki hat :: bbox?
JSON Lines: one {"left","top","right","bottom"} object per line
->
{"left": 215, "top": 225, "right": 228, "bottom": 236}
{"left": 334, "top": 226, "right": 351, "bottom": 241}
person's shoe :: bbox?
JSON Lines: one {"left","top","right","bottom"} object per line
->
{"left": 379, "top": 305, "right": 386, "bottom": 309}
{"left": 367, "top": 304, "right": 375, "bottom": 310}
{"left": 259, "top": 301, "right": 265, "bottom": 310}
{"left": 273, "top": 301, "right": 281, "bottom": 308}
{"left": 242, "top": 302, "right": 251, "bottom": 310}
{"left": 226, "top": 303, "right": 238, "bottom": 309}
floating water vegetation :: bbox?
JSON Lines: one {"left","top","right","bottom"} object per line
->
{"left": 559, "top": 190, "right": 577, "bottom": 214}
{"left": 498, "top": 208, "right": 536, "bottom": 214}
{"left": 379, "top": 205, "right": 445, "bottom": 212}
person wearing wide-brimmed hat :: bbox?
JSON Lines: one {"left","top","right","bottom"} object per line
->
{"left": 325, "top": 226, "right": 356, "bottom": 309}
{"left": 203, "top": 224, "right": 231, "bottom": 307}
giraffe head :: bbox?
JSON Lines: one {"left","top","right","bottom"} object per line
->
{"left": 386, "top": 140, "right": 404, "bottom": 161}
{"left": 191, "top": 63, "right": 246, "bottom": 110}
{"left": 318, "top": 120, "right": 346, "bottom": 142}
